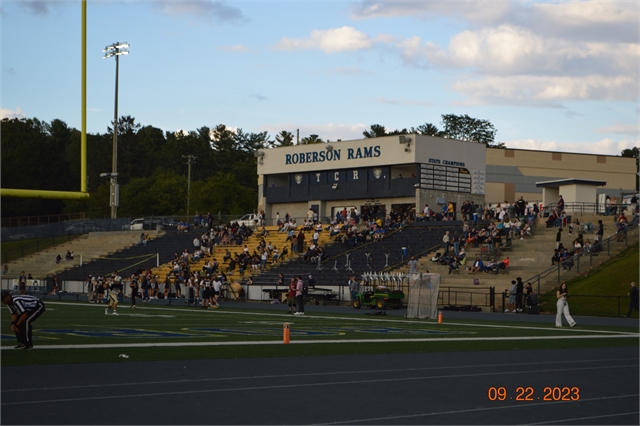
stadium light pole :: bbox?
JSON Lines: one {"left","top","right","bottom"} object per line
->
{"left": 103, "top": 42, "right": 129, "bottom": 219}
{"left": 182, "top": 155, "right": 197, "bottom": 217}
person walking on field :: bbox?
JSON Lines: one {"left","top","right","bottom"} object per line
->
{"left": 555, "top": 282, "right": 576, "bottom": 327}
{"left": 626, "top": 282, "right": 639, "bottom": 318}
{"left": 2, "top": 290, "right": 45, "bottom": 350}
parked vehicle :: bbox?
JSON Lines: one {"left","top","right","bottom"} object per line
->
{"left": 352, "top": 287, "right": 405, "bottom": 310}
{"left": 234, "top": 214, "right": 260, "bottom": 228}
{"left": 130, "top": 218, "right": 145, "bottom": 230}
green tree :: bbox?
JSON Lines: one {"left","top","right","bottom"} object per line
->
{"left": 275, "top": 130, "right": 295, "bottom": 146}
{"left": 106, "top": 115, "right": 142, "bottom": 184}
{"left": 363, "top": 124, "right": 388, "bottom": 138}
{"left": 190, "top": 172, "right": 257, "bottom": 216}
{"left": 412, "top": 122, "right": 443, "bottom": 137}
{"left": 0, "top": 118, "right": 70, "bottom": 217}
{"left": 362, "top": 124, "right": 409, "bottom": 138}
{"left": 300, "top": 134, "right": 324, "bottom": 144}
{"left": 440, "top": 114, "right": 503, "bottom": 147}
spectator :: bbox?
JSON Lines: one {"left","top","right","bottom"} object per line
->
{"left": 2, "top": 265, "right": 8, "bottom": 276}
{"left": 506, "top": 280, "right": 517, "bottom": 313}
{"left": 495, "top": 257, "right": 509, "bottom": 274}
{"left": 515, "top": 277, "right": 524, "bottom": 312}
{"left": 610, "top": 195, "right": 618, "bottom": 216}
{"left": 626, "top": 282, "right": 639, "bottom": 318}
{"left": 348, "top": 275, "right": 360, "bottom": 302}
{"left": 18, "top": 271, "right": 27, "bottom": 295}
{"left": 556, "top": 228, "right": 563, "bottom": 249}
{"left": 297, "top": 230, "right": 305, "bottom": 253}
{"left": 555, "top": 195, "right": 565, "bottom": 217}
{"left": 469, "top": 257, "right": 484, "bottom": 274}
{"left": 568, "top": 218, "right": 580, "bottom": 236}
{"left": 287, "top": 278, "right": 297, "bottom": 314}
{"left": 407, "top": 256, "right": 418, "bottom": 274}
{"left": 442, "top": 231, "right": 451, "bottom": 253}
{"left": 595, "top": 219, "right": 604, "bottom": 245}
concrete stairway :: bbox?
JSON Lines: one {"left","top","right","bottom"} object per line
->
{"left": 406, "top": 214, "right": 637, "bottom": 305}
{"left": 5, "top": 231, "right": 160, "bottom": 280}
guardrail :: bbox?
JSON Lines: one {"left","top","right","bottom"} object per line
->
{"left": 524, "top": 221, "right": 638, "bottom": 295}
{"left": 439, "top": 286, "right": 496, "bottom": 311}
{"left": 1, "top": 213, "right": 85, "bottom": 228}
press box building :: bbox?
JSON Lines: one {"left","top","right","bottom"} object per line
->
{"left": 256, "top": 134, "right": 637, "bottom": 221}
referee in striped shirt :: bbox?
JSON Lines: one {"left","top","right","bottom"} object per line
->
{"left": 1, "top": 290, "right": 45, "bottom": 350}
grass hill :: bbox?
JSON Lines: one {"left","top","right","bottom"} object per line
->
{"left": 539, "top": 242, "right": 639, "bottom": 317}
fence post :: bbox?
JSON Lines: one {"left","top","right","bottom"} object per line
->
{"left": 489, "top": 286, "right": 495, "bottom": 312}
{"left": 576, "top": 255, "right": 580, "bottom": 274}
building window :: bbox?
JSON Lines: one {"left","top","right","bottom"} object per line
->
{"left": 504, "top": 149, "right": 515, "bottom": 158}
{"left": 597, "top": 156, "right": 606, "bottom": 163}
{"left": 552, "top": 153, "right": 562, "bottom": 161}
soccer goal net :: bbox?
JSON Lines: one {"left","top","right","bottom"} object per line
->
{"left": 405, "top": 273, "right": 440, "bottom": 319}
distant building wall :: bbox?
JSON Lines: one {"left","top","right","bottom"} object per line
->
{"left": 486, "top": 148, "right": 636, "bottom": 204}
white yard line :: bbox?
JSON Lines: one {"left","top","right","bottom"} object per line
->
{"left": 1, "top": 332, "right": 637, "bottom": 350}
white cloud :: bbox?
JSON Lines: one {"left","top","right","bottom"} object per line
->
{"left": 151, "top": 0, "right": 245, "bottom": 23}
{"left": 259, "top": 123, "right": 367, "bottom": 142}
{"left": 452, "top": 74, "right": 637, "bottom": 103}
{"left": 350, "top": 0, "right": 510, "bottom": 25}
{"left": 323, "top": 66, "right": 373, "bottom": 76}
{"left": 218, "top": 44, "right": 249, "bottom": 52}
{"left": 594, "top": 123, "right": 639, "bottom": 136}
{"left": 376, "top": 97, "right": 432, "bottom": 107}
{"left": 275, "top": 26, "right": 374, "bottom": 53}
{"left": 0, "top": 107, "right": 26, "bottom": 119}
{"left": 527, "top": 1, "right": 638, "bottom": 43}
{"left": 505, "top": 137, "right": 640, "bottom": 156}
{"left": 16, "top": 0, "right": 66, "bottom": 16}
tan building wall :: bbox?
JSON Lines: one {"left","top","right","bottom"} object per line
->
{"left": 485, "top": 148, "right": 636, "bottom": 204}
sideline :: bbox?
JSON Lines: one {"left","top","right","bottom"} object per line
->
{"left": 41, "top": 301, "right": 638, "bottom": 335}
{"left": 1, "top": 332, "right": 637, "bottom": 350}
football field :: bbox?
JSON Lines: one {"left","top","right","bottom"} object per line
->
{"left": 2, "top": 301, "right": 638, "bottom": 425}
{"left": 2, "top": 300, "right": 637, "bottom": 366}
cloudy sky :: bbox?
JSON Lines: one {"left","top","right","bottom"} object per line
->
{"left": 2, "top": 0, "right": 638, "bottom": 155}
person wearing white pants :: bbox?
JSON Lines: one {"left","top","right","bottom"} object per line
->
{"left": 556, "top": 282, "right": 576, "bottom": 327}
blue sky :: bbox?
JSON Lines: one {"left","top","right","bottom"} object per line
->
{"left": 2, "top": 0, "right": 638, "bottom": 155}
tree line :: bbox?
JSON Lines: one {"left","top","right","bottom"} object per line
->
{"left": 2, "top": 113, "right": 634, "bottom": 219}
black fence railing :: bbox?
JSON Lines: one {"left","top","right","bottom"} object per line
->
{"left": 500, "top": 292, "right": 636, "bottom": 318}
{"left": 1, "top": 213, "right": 85, "bottom": 228}
{"left": 438, "top": 286, "right": 496, "bottom": 311}
{"left": 523, "top": 221, "right": 638, "bottom": 295}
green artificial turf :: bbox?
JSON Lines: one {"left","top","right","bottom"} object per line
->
{"left": 2, "top": 302, "right": 637, "bottom": 367}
